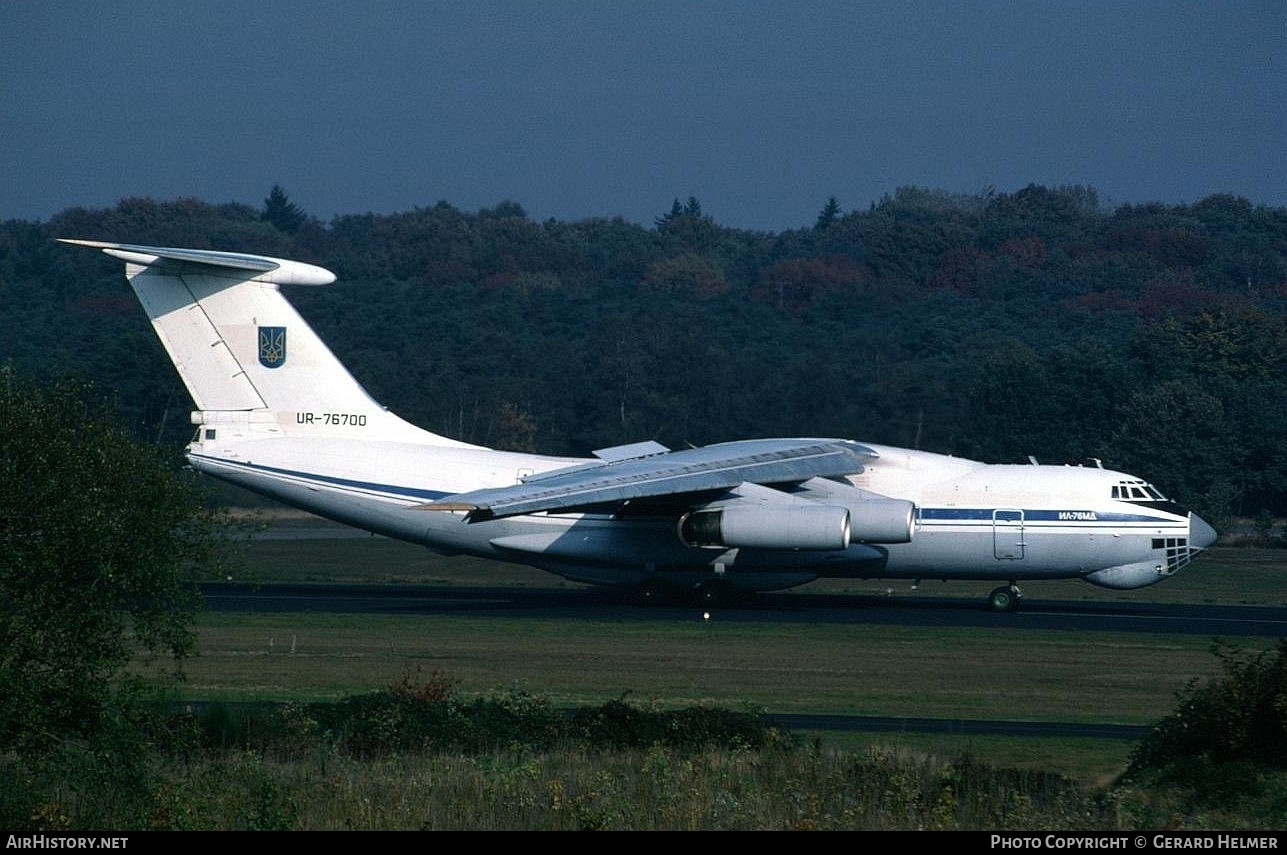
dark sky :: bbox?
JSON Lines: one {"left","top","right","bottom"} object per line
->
{"left": 3, "top": 0, "right": 1283, "bottom": 231}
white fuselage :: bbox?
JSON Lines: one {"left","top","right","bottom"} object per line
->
{"left": 187, "top": 427, "right": 1203, "bottom": 594}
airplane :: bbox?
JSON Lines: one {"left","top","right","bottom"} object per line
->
{"left": 60, "top": 239, "right": 1219, "bottom": 611}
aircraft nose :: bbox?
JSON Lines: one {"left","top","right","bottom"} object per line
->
{"left": 1189, "top": 513, "right": 1218, "bottom": 550}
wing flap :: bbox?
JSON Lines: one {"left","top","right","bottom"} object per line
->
{"left": 415, "top": 438, "right": 876, "bottom": 519}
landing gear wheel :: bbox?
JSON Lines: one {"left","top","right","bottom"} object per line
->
{"left": 988, "top": 585, "right": 1022, "bottom": 613}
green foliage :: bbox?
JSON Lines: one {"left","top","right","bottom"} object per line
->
{"left": 388, "top": 663, "right": 459, "bottom": 703}
{"left": 814, "top": 195, "right": 842, "bottom": 230}
{"left": 568, "top": 696, "right": 767, "bottom": 751}
{"left": 1126, "top": 641, "right": 1287, "bottom": 782}
{"left": 1, "top": 735, "right": 1130, "bottom": 830}
{"left": 0, "top": 369, "right": 214, "bottom": 754}
{"left": 654, "top": 196, "right": 723, "bottom": 252}
{"left": 176, "top": 683, "right": 770, "bottom": 760}
{"left": 6, "top": 188, "right": 1287, "bottom": 512}
{"left": 8, "top": 665, "right": 1287, "bottom": 829}
{"left": 262, "top": 184, "right": 308, "bottom": 234}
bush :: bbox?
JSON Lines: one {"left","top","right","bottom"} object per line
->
{"left": 0, "top": 370, "right": 215, "bottom": 756}
{"left": 1126, "top": 640, "right": 1287, "bottom": 776}
{"left": 568, "top": 696, "right": 768, "bottom": 751}
{"left": 177, "top": 674, "right": 775, "bottom": 760}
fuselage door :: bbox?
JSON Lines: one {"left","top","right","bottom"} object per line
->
{"left": 993, "top": 509, "right": 1025, "bottom": 560}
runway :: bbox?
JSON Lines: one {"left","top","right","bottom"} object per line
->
{"left": 197, "top": 580, "right": 1287, "bottom": 637}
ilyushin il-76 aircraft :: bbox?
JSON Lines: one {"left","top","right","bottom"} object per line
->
{"left": 61, "top": 239, "right": 1218, "bottom": 611}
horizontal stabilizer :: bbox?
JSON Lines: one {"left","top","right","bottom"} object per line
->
{"left": 58, "top": 239, "right": 336, "bottom": 286}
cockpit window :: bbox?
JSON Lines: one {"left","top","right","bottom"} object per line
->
{"left": 1114, "top": 480, "right": 1168, "bottom": 502}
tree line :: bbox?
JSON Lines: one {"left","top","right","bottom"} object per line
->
{"left": 2, "top": 184, "right": 1285, "bottom": 524}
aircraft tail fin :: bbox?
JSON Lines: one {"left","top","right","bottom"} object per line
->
{"left": 60, "top": 240, "right": 469, "bottom": 445}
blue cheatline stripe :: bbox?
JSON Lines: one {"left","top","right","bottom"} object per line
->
{"left": 188, "top": 453, "right": 451, "bottom": 503}
{"left": 917, "top": 508, "right": 1179, "bottom": 524}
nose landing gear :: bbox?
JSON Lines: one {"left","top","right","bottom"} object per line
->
{"left": 988, "top": 583, "right": 1023, "bottom": 612}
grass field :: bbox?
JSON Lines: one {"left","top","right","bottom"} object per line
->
{"left": 179, "top": 515, "right": 1287, "bottom": 785}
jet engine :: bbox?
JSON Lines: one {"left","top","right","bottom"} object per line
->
{"left": 679, "top": 505, "right": 851, "bottom": 550}
{"left": 845, "top": 498, "right": 915, "bottom": 544}
{"left": 678, "top": 495, "right": 916, "bottom": 550}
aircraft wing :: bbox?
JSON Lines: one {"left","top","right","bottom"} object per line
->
{"left": 417, "top": 438, "right": 876, "bottom": 519}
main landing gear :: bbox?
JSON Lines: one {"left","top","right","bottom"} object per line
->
{"left": 636, "top": 578, "right": 672, "bottom": 605}
{"left": 694, "top": 579, "right": 734, "bottom": 606}
{"left": 634, "top": 577, "right": 740, "bottom": 607}
{"left": 988, "top": 583, "right": 1023, "bottom": 613}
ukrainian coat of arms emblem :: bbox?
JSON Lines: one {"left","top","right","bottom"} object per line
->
{"left": 258, "top": 326, "right": 286, "bottom": 368}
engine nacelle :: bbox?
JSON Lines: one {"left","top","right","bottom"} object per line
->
{"left": 846, "top": 499, "right": 915, "bottom": 544}
{"left": 679, "top": 505, "right": 851, "bottom": 550}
